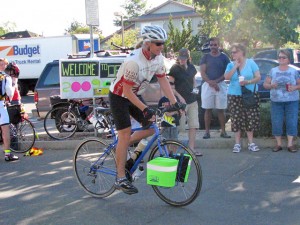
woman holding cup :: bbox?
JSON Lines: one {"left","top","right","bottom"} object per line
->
{"left": 224, "top": 43, "right": 261, "bottom": 153}
{"left": 263, "top": 49, "right": 300, "bottom": 153}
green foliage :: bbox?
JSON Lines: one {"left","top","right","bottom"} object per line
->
{"left": 114, "top": 0, "right": 148, "bottom": 27}
{"left": 166, "top": 17, "right": 194, "bottom": 53}
{"left": 255, "top": 101, "right": 300, "bottom": 137}
{"left": 108, "top": 28, "right": 140, "bottom": 49}
{"left": 65, "top": 21, "right": 101, "bottom": 35}
{"left": 190, "top": 51, "right": 203, "bottom": 65}
{"left": 0, "top": 21, "right": 16, "bottom": 35}
{"left": 253, "top": 0, "right": 299, "bottom": 48}
{"left": 194, "top": 0, "right": 234, "bottom": 38}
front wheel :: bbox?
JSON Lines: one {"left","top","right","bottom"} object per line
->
{"left": 10, "top": 118, "right": 36, "bottom": 153}
{"left": 73, "top": 138, "right": 117, "bottom": 198}
{"left": 148, "top": 140, "right": 202, "bottom": 207}
{"left": 44, "top": 107, "right": 78, "bottom": 140}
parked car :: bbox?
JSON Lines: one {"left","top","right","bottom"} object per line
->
{"left": 253, "top": 58, "right": 300, "bottom": 100}
{"left": 34, "top": 54, "right": 167, "bottom": 118}
{"left": 253, "top": 48, "right": 300, "bottom": 68}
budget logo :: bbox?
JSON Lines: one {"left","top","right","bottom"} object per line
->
{"left": 0, "top": 44, "right": 40, "bottom": 57}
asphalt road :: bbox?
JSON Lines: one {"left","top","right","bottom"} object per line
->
{"left": 0, "top": 146, "right": 299, "bottom": 225}
{"left": 0, "top": 92, "right": 299, "bottom": 225}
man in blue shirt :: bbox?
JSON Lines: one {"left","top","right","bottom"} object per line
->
{"left": 200, "top": 37, "right": 231, "bottom": 139}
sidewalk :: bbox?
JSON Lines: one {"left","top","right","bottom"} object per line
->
{"left": 32, "top": 125, "right": 295, "bottom": 151}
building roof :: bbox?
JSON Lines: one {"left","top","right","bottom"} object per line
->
{"left": 130, "top": 0, "right": 198, "bottom": 22}
{"left": 0, "top": 30, "right": 40, "bottom": 39}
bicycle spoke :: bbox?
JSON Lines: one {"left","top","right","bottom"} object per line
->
{"left": 149, "top": 140, "right": 202, "bottom": 207}
{"left": 74, "top": 139, "right": 117, "bottom": 198}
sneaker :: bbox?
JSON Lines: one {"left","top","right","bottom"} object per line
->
{"left": 232, "top": 144, "right": 241, "bottom": 153}
{"left": 248, "top": 143, "right": 260, "bottom": 152}
{"left": 5, "top": 153, "right": 19, "bottom": 162}
{"left": 114, "top": 177, "right": 138, "bottom": 195}
{"left": 203, "top": 133, "right": 210, "bottom": 139}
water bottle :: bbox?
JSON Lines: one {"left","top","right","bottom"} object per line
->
{"left": 125, "top": 139, "right": 147, "bottom": 171}
{"left": 131, "top": 139, "right": 148, "bottom": 160}
{"left": 132, "top": 166, "right": 144, "bottom": 181}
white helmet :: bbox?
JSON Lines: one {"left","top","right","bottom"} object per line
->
{"left": 141, "top": 25, "right": 168, "bottom": 42}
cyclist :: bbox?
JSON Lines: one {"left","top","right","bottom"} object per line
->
{"left": 5, "top": 62, "right": 21, "bottom": 105}
{"left": 109, "top": 25, "right": 184, "bottom": 195}
{"left": 0, "top": 58, "right": 18, "bottom": 161}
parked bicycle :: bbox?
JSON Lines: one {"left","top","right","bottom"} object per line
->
{"left": 73, "top": 107, "right": 202, "bottom": 207}
{"left": 43, "top": 96, "right": 108, "bottom": 140}
{"left": 0, "top": 104, "right": 37, "bottom": 153}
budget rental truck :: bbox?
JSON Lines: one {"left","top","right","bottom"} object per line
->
{"left": 0, "top": 34, "right": 99, "bottom": 96}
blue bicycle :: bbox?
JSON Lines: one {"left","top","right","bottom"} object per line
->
{"left": 73, "top": 108, "right": 202, "bottom": 207}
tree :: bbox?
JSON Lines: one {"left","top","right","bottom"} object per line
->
{"left": 65, "top": 21, "right": 102, "bottom": 36}
{"left": 0, "top": 21, "right": 16, "bottom": 35}
{"left": 193, "top": 0, "right": 234, "bottom": 38}
{"left": 113, "top": 0, "right": 148, "bottom": 27}
{"left": 253, "top": 0, "right": 299, "bottom": 48}
{"left": 222, "top": 0, "right": 264, "bottom": 48}
{"left": 166, "top": 17, "right": 194, "bottom": 53}
{"left": 108, "top": 28, "right": 140, "bottom": 49}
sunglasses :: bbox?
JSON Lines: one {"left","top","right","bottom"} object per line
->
{"left": 278, "top": 56, "right": 288, "bottom": 59}
{"left": 231, "top": 51, "right": 238, "bottom": 54}
{"left": 152, "top": 42, "right": 165, "bottom": 46}
{"left": 209, "top": 44, "right": 218, "bottom": 47}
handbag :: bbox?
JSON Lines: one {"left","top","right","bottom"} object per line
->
{"left": 237, "top": 68, "right": 258, "bottom": 108}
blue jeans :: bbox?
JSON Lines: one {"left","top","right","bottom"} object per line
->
{"left": 271, "top": 101, "right": 299, "bottom": 136}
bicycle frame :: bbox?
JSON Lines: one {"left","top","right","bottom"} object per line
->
{"left": 91, "top": 120, "right": 169, "bottom": 177}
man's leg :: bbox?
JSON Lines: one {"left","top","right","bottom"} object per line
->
{"left": 203, "top": 109, "right": 212, "bottom": 138}
{"left": 114, "top": 126, "right": 138, "bottom": 194}
{"left": 116, "top": 127, "right": 131, "bottom": 178}
{"left": 218, "top": 109, "right": 230, "bottom": 138}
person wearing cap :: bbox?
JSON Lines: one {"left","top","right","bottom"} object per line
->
{"left": 168, "top": 48, "right": 202, "bottom": 156}
{"left": 109, "top": 25, "right": 185, "bottom": 195}
{"left": 200, "top": 37, "right": 231, "bottom": 139}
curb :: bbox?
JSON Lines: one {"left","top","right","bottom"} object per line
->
{"left": 32, "top": 131, "right": 296, "bottom": 151}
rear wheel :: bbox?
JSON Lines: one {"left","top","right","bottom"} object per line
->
{"left": 148, "top": 140, "right": 202, "bottom": 207}
{"left": 44, "top": 107, "right": 78, "bottom": 140}
{"left": 10, "top": 118, "right": 36, "bottom": 153}
{"left": 73, "top": 138, "right": 116, "bottom": 198}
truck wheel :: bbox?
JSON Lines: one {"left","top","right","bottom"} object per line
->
{"left": 19, "top": 82, "right": 29, "bottom": 96}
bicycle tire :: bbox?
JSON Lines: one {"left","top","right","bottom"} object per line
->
{"left": 10, "top": 118, "right": 36, "bottom": 153}
{"left": 148, "top": 140, "right": 202, "bottom": 207}
{"left": 73, "top": 138, "right": 117, "bottom": 198}
{"left": 44, "top": 107, "right": 78, "bottom": 140}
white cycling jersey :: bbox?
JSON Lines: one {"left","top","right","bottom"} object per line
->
{"left": 109, "top": 48, "right": 166, "bottom": 97}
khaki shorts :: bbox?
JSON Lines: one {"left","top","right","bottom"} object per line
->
{"left": 201, "top": 81, "right": 228, "bottom": 109}
{"left": 178, "top": 101, "right": 199, "bottom": 132}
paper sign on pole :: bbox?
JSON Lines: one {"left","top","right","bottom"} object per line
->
{"left": 85, "top": 0, "right": 99, "bottom": 26}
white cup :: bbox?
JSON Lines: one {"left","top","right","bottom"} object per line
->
{"left": 239, "top": 76, "right": 244, "bottom": 82}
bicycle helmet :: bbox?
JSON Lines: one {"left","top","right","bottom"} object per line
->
{"left": 141, "top": 25, "right": 168, "bottom": 42}
{"left": 5, "top": 62, "right": 20, "bottom": 77}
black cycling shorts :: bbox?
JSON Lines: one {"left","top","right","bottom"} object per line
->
{"left": 109, "top": 92, "right": 145, "bottom": 131}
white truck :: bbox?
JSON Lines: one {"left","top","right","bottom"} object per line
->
{"left": 0, "top": 34, "right": 99, "bottom": 96}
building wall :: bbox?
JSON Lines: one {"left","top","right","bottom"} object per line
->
{"left": 135, "top": 17, "right": 202, "bottom": 36}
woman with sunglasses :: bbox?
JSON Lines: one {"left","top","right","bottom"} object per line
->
{"left": 263, "top": 49, "right": 300, "bottom": 153}
{"left": 224, "top": 43, "right": 261, "bottom": 153}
